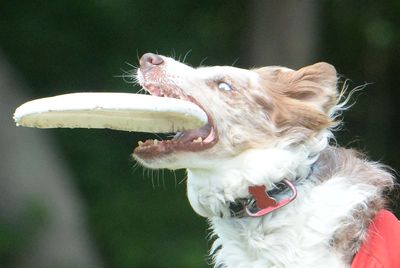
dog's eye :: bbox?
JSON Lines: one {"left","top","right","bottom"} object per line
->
{"left": 218, "top": 82, "right": 232, "bottom": 91}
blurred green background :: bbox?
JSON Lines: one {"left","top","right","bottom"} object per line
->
{"left": 0, "top": 1, "right": 399, "bottom": 267}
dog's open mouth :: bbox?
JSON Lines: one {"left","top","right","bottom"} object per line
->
{"left": 133, "top": 83, "right": 218, "bottom": 159}
{"left": 13, "top": 52, "right": 219, "bottom": 160}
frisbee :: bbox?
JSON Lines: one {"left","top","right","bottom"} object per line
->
{"left": 14, "top": 93, "right": 208, "bottom": 133}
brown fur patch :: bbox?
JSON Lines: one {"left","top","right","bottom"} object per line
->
{"left": 254, "top": 63, "right": 338, "bottom": 135}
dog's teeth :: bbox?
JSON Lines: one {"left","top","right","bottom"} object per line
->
{"left": 193, "top": 137, "right": 203, "bottom": 143}
{"left": 138, "top": 141, "right": 144, "bottom": 146}
{"left": 154, "top": 139, "right": 159, "bottom": 145}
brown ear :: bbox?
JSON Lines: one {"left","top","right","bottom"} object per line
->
{"left": 281, "top": 62, "right": 338, "bottom": 113}
{"left": 255, "top": 63, "right": 338, "bottom": 132}
{"left": 254, "top": 63, "right": 338, "bottom": 132}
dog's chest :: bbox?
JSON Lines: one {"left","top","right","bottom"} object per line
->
{"left": 210, "top": 204, "right": 348, "bottom": 268}
{"left": 205, "top": 176, "right": 373, "bottom": 268}
{"left": 186, "top": 148, "right": 385, "bottom": 268}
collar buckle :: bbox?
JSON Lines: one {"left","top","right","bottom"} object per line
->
{"left": 244, "top": 179, "right": 297, "bottom": 217}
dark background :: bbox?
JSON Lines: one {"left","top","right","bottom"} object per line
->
{"left": 0, "top": 1, "right": 399, "bottom": 267}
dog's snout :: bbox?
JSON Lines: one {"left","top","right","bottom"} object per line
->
{"left": 140, "top": 53, "right": 164, "bottom": 73}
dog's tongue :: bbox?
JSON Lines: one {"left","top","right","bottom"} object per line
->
{"left": 173, "top": 124, "right": 211, "bottom": 142}
{"left": 13, "top": 93, "right": 208, "bottom": 133}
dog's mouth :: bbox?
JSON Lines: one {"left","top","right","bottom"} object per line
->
{"left": 133, "top": 82, "right": 218, "bottom": 159}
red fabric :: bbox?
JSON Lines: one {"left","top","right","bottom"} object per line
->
{"left": 351, "top": 209, "right": 400, "bottom": 268}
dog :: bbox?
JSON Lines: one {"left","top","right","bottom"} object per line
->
{"left": 133, "top": 53, "right": 396, "bottom": 268}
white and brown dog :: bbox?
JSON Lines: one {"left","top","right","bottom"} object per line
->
{"left": 134, "top": 53, "right": 395, "bottom": 268}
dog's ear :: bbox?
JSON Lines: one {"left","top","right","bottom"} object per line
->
{"left": 280, "top": 62, "right": 338, "bottom": 114}
{"left": 255, "top": 63, "right": 338, "bottom": 132}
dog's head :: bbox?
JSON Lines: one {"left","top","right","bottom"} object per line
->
{"left": 133, "top": 53, "right": 338, "bottom": 170}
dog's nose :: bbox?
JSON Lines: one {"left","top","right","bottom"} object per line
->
{"left": 139, "top": 53, "right": 164, "bottom": 73}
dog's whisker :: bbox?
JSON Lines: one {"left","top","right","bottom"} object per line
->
{"left": 147, "top": 169, "right": 155, "bottom": 189}
{"left": 182, "top": 49, "right": 192, "bottom": 63}
{"left": 157, "top": 169, "right": 161, "bottom": 187}
{"left": 125, "top": 61, "right": 137, "bottom": 69}
{"left": 161, "top": 169, "right": 166, "bottom": 189}
{"left": 131, "top": 161, "right": 141, "bottom": 174}
{"left": 199, "top": 56, "right": 208, "bottom": 66}
{"left": 171, "top": 170, "right": 178, "bottom": 187}
{"left": 178, "top": 173, "right": 187, "bottom": 185}
{"left": 231, "top": 58, "right": 239, "bottom": 67}
{"left": 136, "top": 48, "right": 140, "bottom": 62}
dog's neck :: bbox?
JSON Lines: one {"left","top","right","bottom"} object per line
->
{"left": 186, "top": 141, "right": 323, "bottom": 218}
